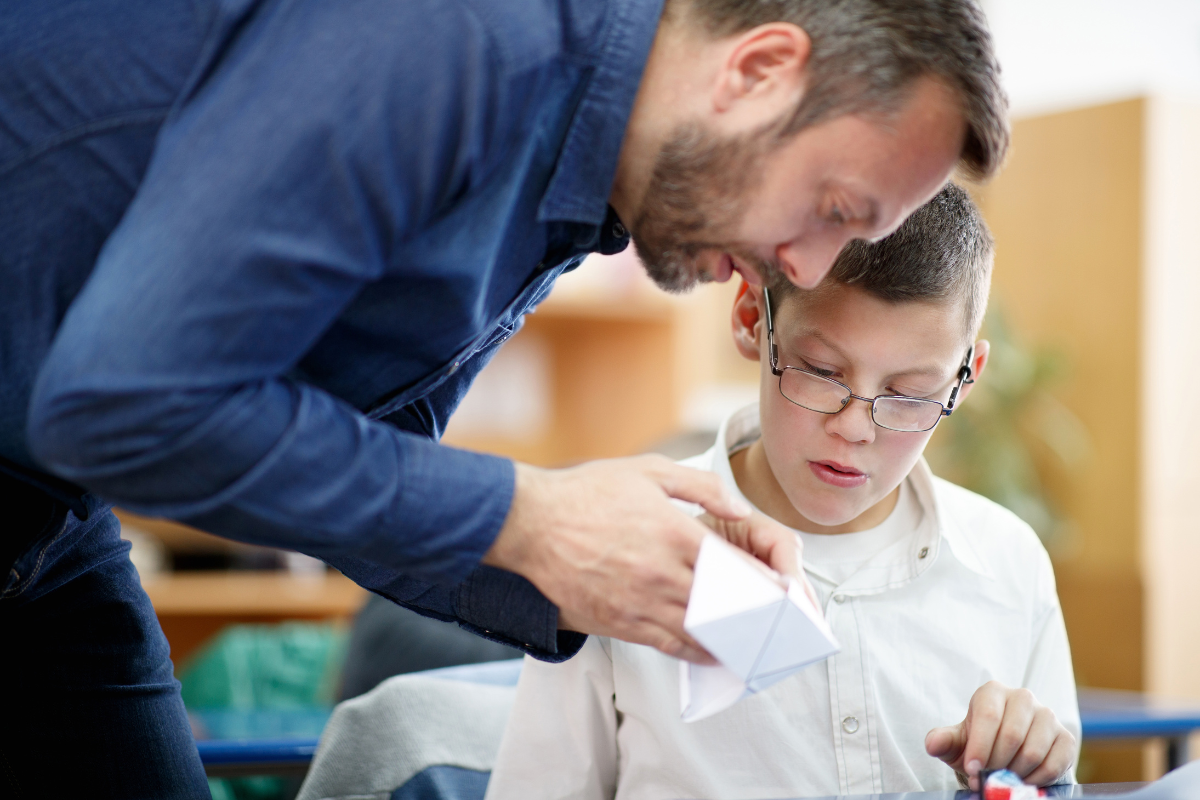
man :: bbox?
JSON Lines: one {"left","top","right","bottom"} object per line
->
{"left": 0, "top": 0, "right": 1007, "bottom": 796}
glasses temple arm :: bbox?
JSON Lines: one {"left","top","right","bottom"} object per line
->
{"left": 762, "top": 286, "right": 780, "bottom": 373}
{"left": 944, "top": 345, "right": 977, "bottom": 414}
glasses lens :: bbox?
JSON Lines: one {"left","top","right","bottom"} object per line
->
{"left": 872, "top": 397, "right": 943, "bottom": 432}
{"left": 779, "top": 368, "right": 850, "bottom": 414}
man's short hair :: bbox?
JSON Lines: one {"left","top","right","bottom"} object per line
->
{"left": 668, "top": 0, "right": 1010, "bottom": 182}
{"left": 770, "top": 183, "right": 994, "bottom": 342}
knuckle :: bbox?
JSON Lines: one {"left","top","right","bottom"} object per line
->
{"left": 996, "top": 727, "right": 1024, "bottom": 754}
{"left": 655, "top": 635, "right": 684, "bottom": 658}
{"left": 974, "top": 703, "right": 1003, "bottom": 727}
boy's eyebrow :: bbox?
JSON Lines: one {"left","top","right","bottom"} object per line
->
{"left": 784, "top": 327, "right": 955, "bottom": 383}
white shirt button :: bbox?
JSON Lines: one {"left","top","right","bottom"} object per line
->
{"left": 842, "top": 716, "right": 859, "bottom": 734}
{"left": 833, "top": 594, "right": 846, "bottom": 604}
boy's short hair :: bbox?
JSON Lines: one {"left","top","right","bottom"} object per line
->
{"left": 770, "top": 183, "right": 994, "bottom": 342}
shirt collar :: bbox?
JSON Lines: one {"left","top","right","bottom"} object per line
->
{"left": 706, "top": 403, "right": 995, "bottom": 588}
{"left": 536, "top": 0, "right": 666, "bottom": 227}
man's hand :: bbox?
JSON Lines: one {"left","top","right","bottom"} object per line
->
{"left": 925, "top": 681, "right": 1075, "bottom": 790}
{"left": 481, "top": 455, "right": 802, "bottom": 663}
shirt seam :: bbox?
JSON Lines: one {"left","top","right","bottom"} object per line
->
{"left": 0, "top": 109, "right": 170, "bottom": 180}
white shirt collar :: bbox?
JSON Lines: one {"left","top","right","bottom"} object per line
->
{"left": 703, "top": 403, "right": 994, "bottom": 589}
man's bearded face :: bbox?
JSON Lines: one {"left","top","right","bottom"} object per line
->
{"left": 631, "top": 121, "right": 785, "bottom": 293}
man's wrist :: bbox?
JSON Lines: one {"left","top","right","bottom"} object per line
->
{"left": 481, "top": 461, "right": 543, "bottom": 576}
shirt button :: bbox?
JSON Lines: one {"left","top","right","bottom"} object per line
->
{"left": 612, "top": 221, "right": 627, "bottom": 239}
{"left": 842, "top": 716, "right": 860, "bottom": 734}
{"left": 833, "top": 594, "right": 846, "bottom": 604}
{"left": 448, "top": 361, "right": 461, "bottom": 375}
{"left": 919, "top": 547, "right": 929, "bottom": 559}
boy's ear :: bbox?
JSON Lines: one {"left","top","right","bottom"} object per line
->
{"left": 956, "top": 340, "right": 990, "bottom": 404}
{"left": 731, "top": 281, "right": 765, "bottom": 361}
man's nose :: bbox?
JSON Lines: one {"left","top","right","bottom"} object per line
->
{"left": 825, "top": 396, "right": 876, "bottom": 445}
{"left": 775, "top": 234, "right": 855, "bottom": 289}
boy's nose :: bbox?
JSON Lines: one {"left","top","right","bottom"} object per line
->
{"left": 825, "top": 396, "right": 876, "bottom": 444}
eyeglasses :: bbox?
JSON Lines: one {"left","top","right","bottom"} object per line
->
{"left": 762, "top": 286, "right": 974, "bottom": 433}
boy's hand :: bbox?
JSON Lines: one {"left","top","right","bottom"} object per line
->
{"left": 482, "top": 456, "right": 803, "bottom": 664}
{"left": 925, "top": 681, "right": 1075, "bottom": 790}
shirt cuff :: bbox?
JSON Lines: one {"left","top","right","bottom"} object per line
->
{"left": 454, "top": 565, "right": 587, "bottom": 662}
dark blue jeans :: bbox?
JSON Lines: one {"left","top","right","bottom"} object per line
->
{"left": 0, "top": 493, "right": 211, "bottom": 799}
{"left": 1, "top": 2, "right": 212, "bottom": 792}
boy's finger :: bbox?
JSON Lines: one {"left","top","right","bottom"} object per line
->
{"left": 925, "top": 722, "right": 967, "bottom": 765}
{"left": 649, "top": 459, "right": 753, "bottom": 520}
{"left": 703, "top": 512, "right": 802, "bottom": 582}
{"left": 1008, "top": 707, "right": 1060, "bottom": 777}
{"left": 1023, "top": 732, "right": 1076, "bottom": 787}
{"left": 961, "top": 684, "right": 1006, "bottom": 788}
{"left": 989, "top": 689, "right": 1036, "bottom": 769}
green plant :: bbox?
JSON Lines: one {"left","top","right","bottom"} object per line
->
{"left": 925, "top": 306, "right": 1091, "bottom": 553}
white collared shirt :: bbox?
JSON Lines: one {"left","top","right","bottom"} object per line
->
{"left": 486, "top": 404, "right": 1080, "bottom": 800}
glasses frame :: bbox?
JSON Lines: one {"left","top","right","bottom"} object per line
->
{"left": 761, "top": 286, "right": 975, "bottom": 433}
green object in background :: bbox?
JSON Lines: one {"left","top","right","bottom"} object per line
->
{"left": 180, "top": 621, "right": 348, "bottom": 709}
{"left": 925, "top": 305, "right": 1092, "bottom": 554}
{"left": 181, "top": 622, "right": 349, "bottom": 800}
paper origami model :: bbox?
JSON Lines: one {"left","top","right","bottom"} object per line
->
{"left": 680, "top": 535, "right": 840, "bottom": 722}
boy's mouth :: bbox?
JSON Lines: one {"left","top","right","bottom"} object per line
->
{"left": 808, "top": 460, "right": 868, "bottom": 489}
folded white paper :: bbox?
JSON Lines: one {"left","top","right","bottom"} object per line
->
{"left": 680, "top": 535, "right": 839, "bottom": 722}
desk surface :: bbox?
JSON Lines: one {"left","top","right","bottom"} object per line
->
{"left": 1078, "top": 688, "right": 1200, "bottom": 739}
{"left": 191, "top": 675, "right": 1200, "bottom": 771}
{"left": 801, "top": 787, "right": 1147, "bottom": 799}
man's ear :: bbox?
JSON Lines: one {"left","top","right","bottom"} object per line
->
{"left": 956, "top": 340, "right": 990, "bottom": 404}
{"left": 712, "top": 23, "right": 811, "bottom": 122}
{"left": 731, "top": 281, "right": 765, "bottom": 361}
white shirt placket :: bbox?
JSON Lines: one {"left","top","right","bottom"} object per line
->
{"left": 824, "top": 591, "right": 882, "bottom": 795}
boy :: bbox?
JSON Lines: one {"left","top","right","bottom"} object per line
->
{"left": 485, "top": 185, "right": 1080, "bottom": 799}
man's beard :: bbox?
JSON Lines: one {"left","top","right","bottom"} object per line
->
{"left": 630, "top": 121, "right": 784, "bottom": 293}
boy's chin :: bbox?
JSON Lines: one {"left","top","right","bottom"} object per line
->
{"left": 792, "top": 499, "right": 868, "bottom": 530}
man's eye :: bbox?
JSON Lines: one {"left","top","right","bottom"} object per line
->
{"left": 827, "top": 206, "right": 846, "bottom": 225}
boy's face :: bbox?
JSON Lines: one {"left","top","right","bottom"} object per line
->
{"left": 732, "top": 282, "right": 988, "bottom": 530}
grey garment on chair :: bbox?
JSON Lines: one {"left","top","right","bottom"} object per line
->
{"left": 297, "top": 671, "right": 516, "bottom": 800}
{"left": 341, "top": 594, "right": 520, "bottom": 700}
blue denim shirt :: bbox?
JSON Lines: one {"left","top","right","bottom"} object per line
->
{"left": 4, "top": 0, "right": 665, "bottom": 659}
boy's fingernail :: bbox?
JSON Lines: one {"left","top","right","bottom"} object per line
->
{"left": 729, "top": 496, "right": 752, "bottom": 517}
{"left": 967, "top": 759, "right": 982, "bottom": 774}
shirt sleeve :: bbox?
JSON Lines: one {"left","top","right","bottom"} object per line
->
{"left": 486, "top": 638, "right": 620, "bottom": 800}
{"left": 26, "top": 0, "right": 517, "bottom": 583}
{"left": 338, "top": 563, "right": 587, "bottom": 661}
{"left": 1022, "top": 549, "right": 1082, "bottom": 784}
